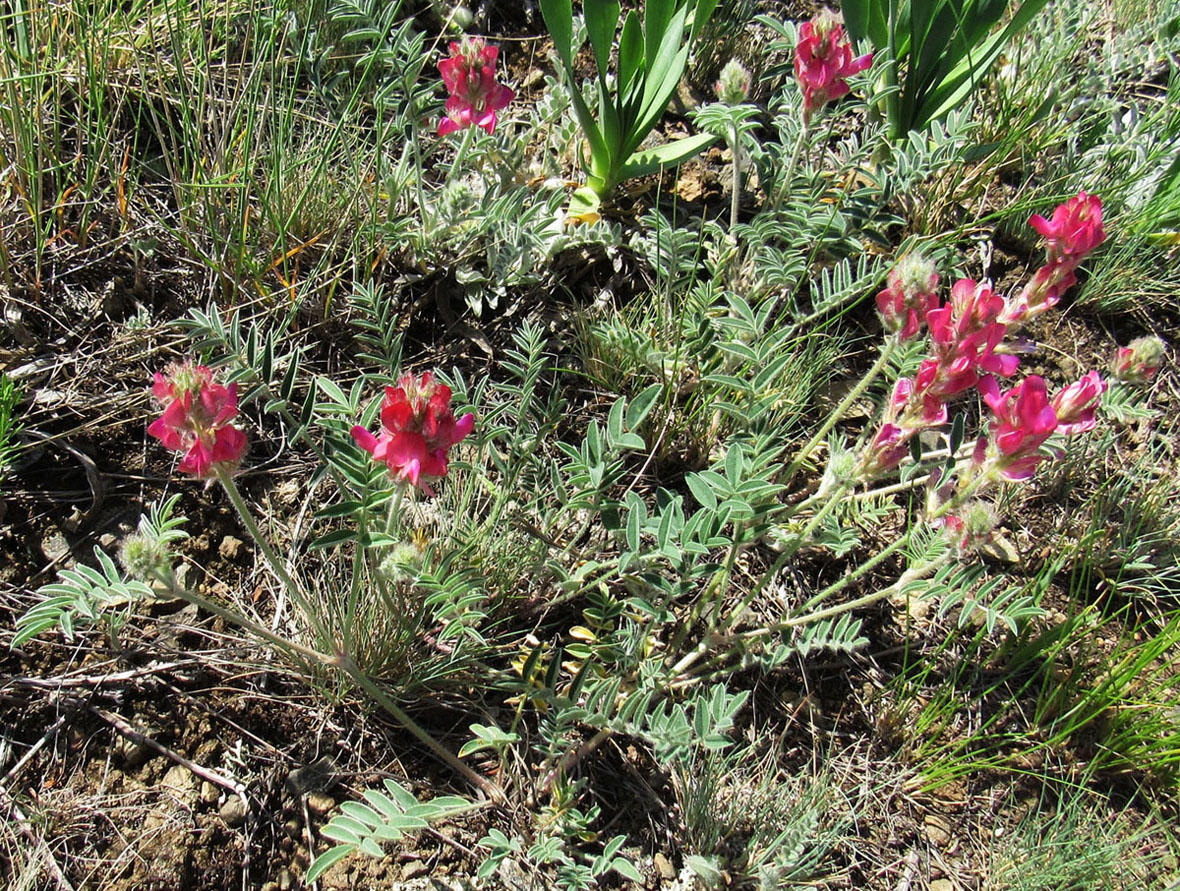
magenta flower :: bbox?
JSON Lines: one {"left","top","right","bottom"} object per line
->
{"left": 1029, "top": 192, "right": 1105, "bottom": 261}
{"left": 979, "top": 374, "right": 1059, "bottom": 481}
{"left": 351, "top": 372, "right": 474, "bottom": 494}
{"left": 1002, "top": 194, "right": 1106, "bottom": 325}
{"left": 794, "top": 14, "right": 872, "bottom": 117}
{"left": 147, "top": 362, "right": 248, "bottom": 479}
{"left": 1051, "top": 370, "right": 1106, "bottom": 435}
{"left": 437, "top": 37, "right": 514, "bottom": 136}
{"left": 859, "top": 378, "right": 918, "bottom": 477}
{"left": 918, "top": 279, "right": 1018, "bottom": 400}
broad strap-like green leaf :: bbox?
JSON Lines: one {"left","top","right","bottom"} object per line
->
{"left": 584, "top": 0, "right": 621, "bottom": 83}
{"left": 688, "top": 0, "right": 721, "bottom": 42}
{"left": 538, "top": 0, "right": 575, "bottom": 70}
{"left": 644, "top": 0, "right": 676, "bottom": 70}
{"left": 843, "top": 0, "right": 890, "bottom": 46}
{"left": 626, "top": 41, "right": 691, "bottom": 159}
{"left": 539, "top": 2, "right": 608, "bottom": 180}
{"left": 638, "top": 2, "right": 690, "bottom": 128}
{"left": 619, "top": 131, "right": 718, "bottom": 181}
{"left": 914, "top": 0, "right": 1050, "bottom": 129}
{"left": 618, "top": 10, "right": 644, "bottom": 102}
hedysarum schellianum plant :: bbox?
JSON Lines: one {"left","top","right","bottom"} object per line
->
{"left": 540, "top": 0, "right": 720, "bottom": 215}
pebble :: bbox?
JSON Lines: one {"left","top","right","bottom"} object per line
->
{"left": 306, "top": 791, "right": 337, "bottom": 816}
{"left": 219, "top": 795, "right": 248, "bottom": 827}
{"left": 924, "top": 814, "right": 952, "bottom": 848}
{"left": 199, "top": 781, "right": 220, "bottom": 805}
{"left": 161, "top": 764, "right": 197, "bottom": 804}
{"left": 219, "top": 535, "right": 245, "bottom": 560}
{"left": 654, "top": 852, "right": 676, "bottom": 881}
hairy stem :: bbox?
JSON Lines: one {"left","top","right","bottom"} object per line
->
{"left": 783, "top": 337, "right": 899, "bottom": 483}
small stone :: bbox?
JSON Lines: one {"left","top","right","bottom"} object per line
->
{"left": 929, "top": 881, "right": 955, "bottom": 891}
{"left": 654, "top": 852, "right": 676, "bottom": 881}
{"left": 924, "top": 814, "right": 951, "bottom": 848}
{"left": 306, "top": 792, "right": 337, "bottom": 816}
{"left": 219, "top": 535, "right": 245, "bottom": 560}
{"left": 283, "top": 818, "right": 302, "bottom": 837}
{"left": 40, "top": 531, "right": 71, "bottom": 564}
{"left": 161, "top": 765, "right": 198, "bottom": 804}
{"left": 219, "top": 795, "right": 248, "bottom": 827}
{"left": 200, "top": 781, "right": 219, "bottom": 805}
{"left": 113, "top": 734, "right": 153, "bottom": 769}
{"left": 401, "top": 860, "right": 429, "bottom": 881}
{"left": 276, "top": 869, "right": 296, "bottom": 891}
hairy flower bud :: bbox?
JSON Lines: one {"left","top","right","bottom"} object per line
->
{"left": 893, "top": 253, "right": 939, "bottom": 301}
{"left": 876, "top": 253, "right": 939, "bottom": 340}
{"left": 715, "top": 59, "right": 752, "bottom": 105}
{"left": 942, "top": 501, "right": 998, "bottom": 553}
{"left": 378, "top": 538, "right": 428, "bottom": 583}
{"left": 120, "top": 533, "right": 172, "bottom": 581}
{"left": 1113, "top": 336, "right": 1166, "bottom": 384}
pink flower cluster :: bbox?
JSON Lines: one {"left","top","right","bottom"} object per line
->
{"left": 979, "top": 370, "right": 1105, "bottom": 481}
{"left": 351, "top": 372, "right": 474, "bottom": 494}
{"left": 794, "top": 14, "right": 872, "bottom": 119}
{"left": 1000, "top": 192, "right": 1106, "bottom": 325}
{"left": 148, "top": 363, "right": 248, "bottom": 479}
{"left": 437, "top": 37, "right": 514, "bottom": 136}
{"left": 860, "top": 193, "right": 1109, "bottom": 484}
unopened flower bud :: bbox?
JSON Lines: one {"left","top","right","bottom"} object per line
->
{"left": 943, "top": 501, "right": 998, "bottom": 552}
{"left": 120, "top": 533, "right": 172, "bottom": 581}
{"left": 1113, "top": 335, "right": 1166, "bottom": 385}
{"left": 820, "top": 445, "right": 859, "bottom": 494}
{"left": 378, "top": 538, "right": 427, "bottom": 583}
{"left": 892, "top": 252, "right": 938, "bottom": 302}
{"left": 715, "top": 59, "right": 752, "bottom": 105}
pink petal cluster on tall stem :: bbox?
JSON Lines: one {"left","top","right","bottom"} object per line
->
{"left": 794, "top": 14, "right": 873, "bottom": 119}
{"left": 861, "top": 277, "right": 1018, "bottom": 480}
{"left": 437, "top": 37, "right": 514, "bottom": 136}
{"left": 917, "top": 278, "right": 1019, "bottom": 402}
{"left": 979, "top": 371, "right": 1106, "bottom": 481}
{"left": 147, "top": 362, "right": 248, "bottom": 479}
{"left": 1002, "top": 192, "right": 1106, "bottom": 325}
{"left": 351, "top": 372, "right": 474, "bottom": 494}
